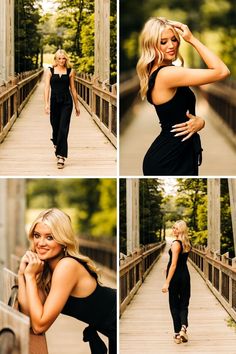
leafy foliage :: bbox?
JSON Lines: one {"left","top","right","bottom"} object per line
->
{"left": 15, "top": 0, "right": 42, "bottom": 72}
{"left": 119, "top": 179, "right": 164, "bottom": 254}
{"left": 26, "top": 178, "right": 116, "bottom": 241}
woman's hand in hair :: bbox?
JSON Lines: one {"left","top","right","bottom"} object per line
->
{"left": 171, "top": 112, "right": 205, "bottom": 141}
{"left": 24, "top": 251, "right": 44, "bottom": 277}
{"left": 169, "top": 21, "right": 193, "bottom": 43}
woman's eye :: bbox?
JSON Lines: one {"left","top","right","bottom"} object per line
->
{"left": 172, "top": 37, "right": 178, "bottom": 42}
{"left": 47, "top": 236, "right": 54, "bottom": 241}
{"left": 33, "top": 233, "right": 40, "bottom": 238}
{"left": 161, "top": 41, "right": 167, "bottom": 45}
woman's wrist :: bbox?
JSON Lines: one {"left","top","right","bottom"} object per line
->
{"left": 24, "top": 273, "right": 36, "bottom": 281}
{"left": 188, "top": 35, "right": 198, "bottom": 46}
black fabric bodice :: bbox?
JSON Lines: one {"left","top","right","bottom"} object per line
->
{"left": 167, "top": 240, "right": 189, "bottom": 278}
{"left": 50, "top": 67, "right": 72, "bottom": 103}
{"left": 60, "top": 257, "right": 116, "bottom": 354}
{"left": 147, "top": 67, "right": 196, "bottom": 133}
{"left": 61, "top": 257, "right": 116, "bottom": 332}
{"left": 61, "top": 283, "right": 116, "bottom": 329}
{"left": 143, "top": 65, "right": 203, "bottom": 176}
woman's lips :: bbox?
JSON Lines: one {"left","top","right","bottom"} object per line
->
{"left": 37, "top": 248, "right": 49, "bottom": 254}
{"left": 167, "top": 50, "right": 175, "bottom": 55}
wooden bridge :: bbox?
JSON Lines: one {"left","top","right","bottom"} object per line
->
{"left": 120, "top": 240, "right": 236, "bottom": 354}
{"left": 0, "top": 69, "right": 116, "bottom": 176}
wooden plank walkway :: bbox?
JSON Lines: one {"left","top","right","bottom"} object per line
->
{"left": 120, "top": 92, "right": 236, "bottom": 176}
{"left": 0, "top": 72, "right": 116, "bottom": 176}
{"left": 120, "top": 240, "right": 236, "bottom": 354}
{"left": 46, "top": 271, "right": 116, "bottom": 354}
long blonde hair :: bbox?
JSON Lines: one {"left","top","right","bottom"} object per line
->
{"left": 174, "top": 220, "right": 191, "bottom": 253}
{"left": 136, "top": 17, "right": 183, "bottom": 100}
{"left": 28, "top": 208, "right": 99, "bottom": 296}
{"left": 52, "top": 49, "right": 73, "bottom": 68}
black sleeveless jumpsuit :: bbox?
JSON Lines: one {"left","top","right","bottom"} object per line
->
{"left": 166, "top": 240, "right": 191, "bottom": 333}
{"left": 61, "top": 257, "right": 116, "bottom": 354}
{"left": 49, "top": 67, "right": 73, "bottom": 158}
{"left": 143, "top": 66, "right": 202, "bottom": 176}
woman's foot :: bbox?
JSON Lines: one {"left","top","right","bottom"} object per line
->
{"left": 57, "top": 156, "right": 65, "bottom": 169}
{"left": 179, "top": 325, "right": 188, "bottom": 342}
{"left": 174, "top": 334, "right": 181, "bottom": 344}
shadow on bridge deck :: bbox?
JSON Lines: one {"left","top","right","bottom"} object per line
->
{"left": 0, "top": 72, "right": 116, "bottom": 176}
{"left": 120, "top": 92, "right": 236, "bottom": 176}
{"left": 120, "top": 240, "right": 236, "bottom": 354}
{"left": 46, "top": 271, "right": 116, "bottom": 354}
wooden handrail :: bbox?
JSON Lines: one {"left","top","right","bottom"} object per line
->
{"left": 0, "top": 68, "right": 43, "bottom": 143}
{"left": 120, "top": 241, "right": 166, "bottom": 315}
{"left": 79, "top": 238, "right": 117, "bottom": 274}
{"left": 75, "top": 74, "right": 117, "bottom": 147}
{"left": 0, "top": 327, "right": 19, "bottom": 354}
{"left": 189, "top": 246, "right": 236, "bottom": 321}
{"left": 1, "top": 266, "right": 48, "bottom": 354}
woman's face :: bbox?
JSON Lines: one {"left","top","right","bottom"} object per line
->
{"left": 56, "top": 55, "right": 67, "bottom": 67}
{"left": 33, "top": 222, "right": 63, "bottom": 260}
{"left": 159, "top": 27, "right": 179, "bottom": 64}
{"left": 172, "top": 224, "right": 180, "bottom": 237}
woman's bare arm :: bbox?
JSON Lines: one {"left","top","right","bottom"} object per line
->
{"left": 18, "top": 253, "right": 46, "bottom": 316}
{"left": 157, "top": 22, "right": 230, "bottom": 89}
{"left": 69, "top": 69, "right": 80, "bottom": 116}
{"left": 24, "top": 257, "right": 78, "bottom": 334}
{"left": 44, "top": 69, "right": 51, "bottom": 114}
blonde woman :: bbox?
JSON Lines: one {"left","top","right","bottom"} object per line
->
{"left": 137, "top": 17, "right": 230, "bottom": 176}
{"left": 18, "top": 208, "right": 116, "bottom": 354}
{"left": 44, "top": 50, "right": 80, "bottom": 169}
{"left": 162, "top": 220, "right": 191, "bottom": 344}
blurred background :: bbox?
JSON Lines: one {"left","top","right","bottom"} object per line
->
{"left": 120, "top": 0, "right": 236, "bottom": 176}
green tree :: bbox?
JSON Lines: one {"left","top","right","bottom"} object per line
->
{"left": 221, "top": 179, "right": 234, "bottom": 257}
{"left": 15, "top": 0, "right": 42, "bottom": 72}
{"left": 139, "top": 179, "right": 164, "bottom": 245}
{"left": 91, "top": 179, "right": 116, "bottom": 239}
{"left": 119, "top": 179, "right": 127, "bottom": 254}
{"left": 26, "top": 179, "right": 116, "bottom": 242}
{"left": 175, "top": 178, "right": 207, "bottom": 244}
{"left": 27, "top": 179, "right": 60, "bottom": 208}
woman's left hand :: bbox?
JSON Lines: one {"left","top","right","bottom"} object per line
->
{"left": 162, "top": 282, "right": 169, "bottom": 293}
{"left": 170, "top": 112, "right": 205, "bottom": 141}
{"left": 24, "top": 251, "right": 44, "bottom": 277}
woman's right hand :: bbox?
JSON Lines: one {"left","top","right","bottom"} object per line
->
{"left": 18, "top": 253, "right": 29, "bottom": 276}
{"left": 169, "top": 20, "right": 194, "bottom": 43}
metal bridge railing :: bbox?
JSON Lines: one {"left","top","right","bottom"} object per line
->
{"left": 119, "top": 241, "right": 166, "bottom": 315}
{"left": 75, "top": 74, "right": 117, "bottom": 147}
{"left": 0, "top": 68, "right": 44, "bottom": 143}
{"left": 189, "top": 246, "right": 236, "bottom": 321}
